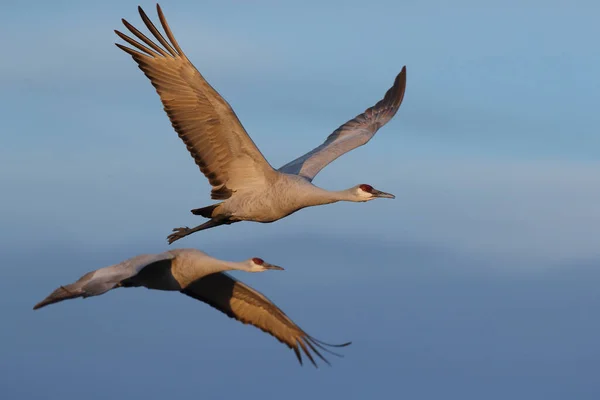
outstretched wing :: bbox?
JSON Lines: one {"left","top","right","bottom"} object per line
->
{"left": 33, "top": 252, "right": 176, "bottom": 310}
{"left": 181, "top": 272, "right": 350, "bottom": 367}
{"left": 115, "top": 5, "right": 276, "bottom": 200}
{"left": 279, "top": 67, "right": 406, "bottom": 181}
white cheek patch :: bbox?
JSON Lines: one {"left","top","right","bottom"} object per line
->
{"left": 250, "top": 262, "right": 264, "bottom": 272}
{"left": 358, "top": 189, "right": 373, "bottom": 198}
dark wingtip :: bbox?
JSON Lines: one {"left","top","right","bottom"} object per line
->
{"left": 121, "top": 19, "right": 136, "bottom": 33}
{"left": 398, "top": 65, "right": 407, "bottom": 85}
{"left": 33, "top": 297, "right": 49, "bottom": 310}
{"left": 156, "top": 3, "right": 165, "bottom": 20}
{"left": 32, "top": 298, "right": 51, "bottom": 310}
{"left": 138, "top": 5, "right": 148, "bottom": 19}
{"left": 396, "top": 66, "right": 406, "bottom": 86}
{"left": 293, "top": 346, "right": 303, "bottom": 366}
{"left": 389, "top": 66, "right": 407, "bottom": 109}
{"left": 304, "top": 339, "right": 331, "bottom": 367}
{"left": 311, "top": 336, "right": 353, "bottom": 348}
{"left": 294, "top": 336, "right": 352, "bottom": 367}
{"left": 138, "top": 5, "right": 153, "bottom": 28}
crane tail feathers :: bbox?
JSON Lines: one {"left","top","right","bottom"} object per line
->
{"left": 190, "top": 204, "right": 220, "bottom": 218}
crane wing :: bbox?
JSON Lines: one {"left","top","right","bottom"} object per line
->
{"left": 115, "top": 5, "right": 276, "bottom": 200}
{"left": 33, "top": 252, "right": 176, "bottom": 310}
{"left": 278, "top": 67, "right": 406, "bottom": 181}
{"left": 181, "top": 272, "right": 351, "bottom": 367}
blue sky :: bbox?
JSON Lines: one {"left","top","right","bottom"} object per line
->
{"left": 1, "top": 1, "right": 600, "bottom": 399}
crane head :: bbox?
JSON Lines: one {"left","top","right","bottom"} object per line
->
{"left": 356, "top": 184, "right": 395, "bottom": 201}
{"left": 248, "top": 257, "right": 285, "bottom": 272}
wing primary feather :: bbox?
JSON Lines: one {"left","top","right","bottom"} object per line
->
{"left": 307, "top": 338, "right": 347, "bottom": 358}
{"left": 310, "top": 336, "right": 352, "bottom": 348}
{"left": 115, "top": 43, "right": 148, "bottom": 59}
{"left": 178, "top": 272, "right": 352, "bottom": 367}
{"left": 138, "top": 6, "right": 178, "bottom": 57}
{"left": 303, "top": 339, "right": 331, "bottom": 366}
{"left": 380, "top": 66, "right": 406, "bottom": 112}
{"left": 114, "top": 30, "right": 160, "bottom": 57}
{"left": 296, "top": 339, "right": 317, "bottom": 368}
{"left": 116, "top": 5, "right": 276, "bottom": 196}
{"left": 121, "top": 18, "right": 169, "bottom": 57}
{"left": 278, "top": 67, "right": 407, "bottom": 180}
{"left": 156, "top": 4, "right": 185, "bottom": 57}
{"left": 293, "top": 346, "right": 303, "bottom": 366}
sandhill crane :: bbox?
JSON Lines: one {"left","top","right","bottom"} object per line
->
{"left": 33, "top": 248, "right": 350, "bottom": 367}
{"left": 115, "top": 5, "right": 407, "bottom": 244}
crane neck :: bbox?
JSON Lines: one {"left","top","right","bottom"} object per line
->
{"left": 305, "top": 186, "right": 358, "bottom": 205}
{"left": 174, "top": 257, "right": 251, "bottom": 288}
{"left": 200, "top": 259, "right": 252, "bottom": 275}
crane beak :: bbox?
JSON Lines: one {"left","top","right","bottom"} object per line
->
{"left": 264, "top": 263, "right": 285, "bottom": 271}
{"left": 372, "top": 189, "right": 395, "bottom": 199}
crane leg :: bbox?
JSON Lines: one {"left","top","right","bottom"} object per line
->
{"left": 167, "top": 219, "right": 228, "bottom": 244}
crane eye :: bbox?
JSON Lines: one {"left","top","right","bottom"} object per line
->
{"left": 252, "top": 257, "right": 264, "bottom": 265}
{"left": 359, "top": 184, "right": 373, "bottom": 193}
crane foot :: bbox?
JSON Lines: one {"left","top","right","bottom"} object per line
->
{"left": 167, "top": 227, "right": 191, "bottom": 244}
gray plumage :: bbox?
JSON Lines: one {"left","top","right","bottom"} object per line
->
{"left": 33, "top": 249, "right": 349, "bottom": 367}
{"left": 115, "top": 5, "right": 406, "bottom": 244}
